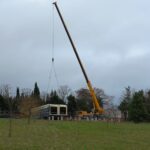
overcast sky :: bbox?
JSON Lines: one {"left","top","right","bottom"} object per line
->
{"left": 0, "top": 0, "right": 150, "bottom": 103}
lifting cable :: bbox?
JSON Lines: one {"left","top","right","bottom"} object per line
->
{"left": 46, "top": 3, "right": 60, "bottom": 95}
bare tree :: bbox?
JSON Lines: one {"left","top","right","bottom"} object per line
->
{"left": 57, "top": 85, "right": 71, "bottom": 102}
{"left": 19, "top": 97, "right": 40, "bottom": 124}
{"left": 94, "top": 88, "right": 114, "bottom": 104}
{"left": 94, "top": 88, "right": 105, "bottom": 98}
{"left": 21, "top": 88, "right": 32, "bottom": 98}
{"left": 76, "top": 87, "right": 110, "bottom": 112}
{"left": 40, "top": 91, "right": 47, "bottom": 103}
{"left": 76, "top": 88, "right": 93, "bottom": 112}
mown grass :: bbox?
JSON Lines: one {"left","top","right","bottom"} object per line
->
{"left": 0, "top": 119, "right": 150, "bottom": 150}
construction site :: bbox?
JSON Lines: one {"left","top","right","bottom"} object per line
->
{"left": 29, "top": 1, "right": 115, "bottom": 121}
{"left": 0, "top": 0, "right": 150, "bottom": 149}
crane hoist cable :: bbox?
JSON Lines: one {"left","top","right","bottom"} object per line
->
{"left": 46, "top": 4, "right": 60, "bottom": 95}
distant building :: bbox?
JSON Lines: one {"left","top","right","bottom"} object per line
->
{"left": 31, "top": 104, "right": 68, "bottom": 120}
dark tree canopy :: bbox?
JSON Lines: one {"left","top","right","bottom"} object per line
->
{"left": 76, "top": 88, "right": 105, "bottom": 112}
{"left": 46, "top": 90, "right": 65, "bottom": 104}
{"left": 0, "top": 94, "right": 9, "bottom": 111}
{"left": 119, "top": 86, "right": 131, "bottom": 120}
{"left": 76, "top": 88, "right": 93, "bottom": 112}
{"left": 118, "top": 87, "right": 150, "bottom": 122}
{"left": 33, "top": 82, "right": 40, "bottom": 99}
{"left": 129, "top": 90, "right": 147, "bottom": 122}
{"left": 67, "top": 95, "right": 77, "bottom": 117}
{"left": 145, "top": 90, "right": 150, "bottom": 121}
{"left": 16, "top": 87, "right": 20, "bottom": 99}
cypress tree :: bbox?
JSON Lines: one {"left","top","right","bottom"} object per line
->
{"left": 16, "top": 87, "right": 20, "bottom": 99}
{"left": 33, "top": 82, "right": 40, "bottom": 99}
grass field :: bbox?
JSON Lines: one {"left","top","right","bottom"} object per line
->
{"left": 0, "top": 119, "right": 150, "bottom": 150}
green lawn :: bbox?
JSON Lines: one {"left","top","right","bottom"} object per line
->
{"left": 0, "top": 119, "right": 150, "bottom": 150}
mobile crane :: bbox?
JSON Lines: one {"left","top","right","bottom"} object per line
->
{"left": 53, "top": 2, "right": 104, "bottom": 115}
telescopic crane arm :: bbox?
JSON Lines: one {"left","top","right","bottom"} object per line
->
{"left": 53, "top": 2, "right": 104, "bottom": 114}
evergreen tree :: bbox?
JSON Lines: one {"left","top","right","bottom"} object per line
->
{"left": 47, "top": 90, "right": 65, "bottom": 104}
{"left": 0, "top": 94, "right": 8, "bottom": 112}
{"left": 33, "top": 82, "right": 40, "bottom": 99}
{"left": 144, "top": 90, "right": 150, "bottom": 122}
{"left": 13, "top": 87, "right": 20, "bottom": 112}
{"left": 67, "top": 95, "right": 77, "bottom": 117}
{"left": 129, "top": 90, "right": 147, "bottom": 122}
{"left": 16, "top": 87, "right": 20, "bottom": 99}
{"left": 119, "top": 86, "right": 131, "bottom": 120}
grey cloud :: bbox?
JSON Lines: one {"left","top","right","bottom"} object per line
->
{"left": 0, "top": 0, "right": 150, "bottom": 103}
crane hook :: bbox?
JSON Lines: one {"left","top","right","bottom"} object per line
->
{"left": 52, "top": 57, "right": 54, "bottom": 62}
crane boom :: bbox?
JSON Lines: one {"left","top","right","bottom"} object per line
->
{"left": 53, "top": 2, "right": 104, "bottom": 114}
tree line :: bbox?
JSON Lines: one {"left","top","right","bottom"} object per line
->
{"left": 0, "top": 82, "right": 108, "bottom": 118}
{"left": 119, "top": 86, "right": 150, "bottom": 122}
{"left": 1, "top": 83, "right": 150, "bottom": 123}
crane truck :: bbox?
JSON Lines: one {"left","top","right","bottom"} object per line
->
{"left": 53, "top": 2, "right": 104, "bottom": 117}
